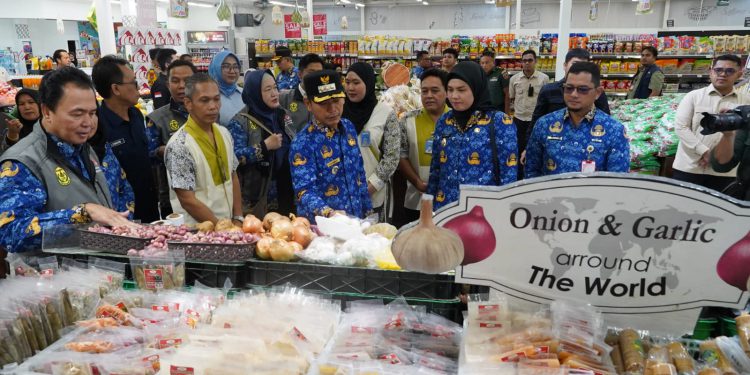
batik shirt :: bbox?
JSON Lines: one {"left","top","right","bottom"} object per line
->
{"left": 277, "top": 67, "right": 301, "bottom": 91}
{"left": 0, "top": 138, "right": 133, "bottom": 253}
{"left": 289, "top": 118, "right": 373, "bottom": 222}
{"left": 427, "top": 110, "right": 518, "bottom": 210}
{"left": 525, "top": 108, "right": 631, "bottom": 179}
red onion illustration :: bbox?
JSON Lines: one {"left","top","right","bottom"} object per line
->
{"left": 443, "top": 206, "right": 496, "bottom": 265}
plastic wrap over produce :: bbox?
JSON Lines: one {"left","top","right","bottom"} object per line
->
{"left": 609, "top": 94, "right": 685, "bottom": 174}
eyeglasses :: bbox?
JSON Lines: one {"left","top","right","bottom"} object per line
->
{"left": 115, "top": 80, "right": 139, "bottom": 89}
{"left": 712, "top": 67, "right": 738, "bottom": 76}
{"left": 221, "top": 64, "right": 240, "bottom": 72}
{"left": 522, "top": 59, "right": 535, "bottom": 63}
{"left": 562, "top": 85, "right": 595, "bottom": 95}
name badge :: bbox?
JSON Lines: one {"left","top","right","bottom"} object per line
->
{"left": 424, "top": 139, "right": 433, "bottom": 154}
{"left": 360, "top": 131, "right": 371, "bottom": 147}
{"left": 111, "top": 138, "right": 126, "bottom": 147}
{"left": 547, "top": 136, "right": 563, "bottom": 141}
{"left": 581, "top": 160, "right": 596, "bottom": 174}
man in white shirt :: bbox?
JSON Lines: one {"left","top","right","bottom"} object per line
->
{"left": 509, "top": 49, "right": 549, "bottom": 179}
{"left": 672, "top": 54, "right": 748, "bottom": 192}
{"left": 164, "top": 73, "right": 244, "bottom": 226}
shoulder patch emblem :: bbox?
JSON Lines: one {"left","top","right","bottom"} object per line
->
{"left": 55, "top": 167, "right": 71, "bottom": 186}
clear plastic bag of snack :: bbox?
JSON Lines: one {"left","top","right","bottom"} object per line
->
{"left": 88, "top": 257, "right": 127, "bottom": 295}
{"left": 467, "top": 293, "right": 511, "bottom": 323}
{"left": 130, "top": 250, "right": 186, "bottom": 291}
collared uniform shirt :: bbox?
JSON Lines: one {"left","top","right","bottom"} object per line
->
{"left": 525, "top": 108, "right": 630, "bottom": 178}
{"left": 0, "top": 138, "right": 132, "bottom": 253}
{"left": 289, "top": 118, "right": 372, "bottom": 222}
{"left": 509, "top": 70, "right": 550, "bottom": 122}
{"left": 150, "top": 73, "right": 171, "bottom": 110}
{"left": 531, "top": 80, "right": 611, "bottom": 127}
{"left": 411, "top": 66, "right": 425, "bottom": 79}
{"left": 427, "top": 110, "right": 518, "bottom": 210}
{"left": 277, "top": 67, "right": 300, "bottom": 91}
{"left": 673, "top": 85, "right": 748, "bottom": 176}
{"left": 99, "top": 102, "right": 159, "bottom": 223}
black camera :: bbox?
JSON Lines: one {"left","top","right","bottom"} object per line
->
{"left": 700, "top": 105, "right": 750, "bottom": 135}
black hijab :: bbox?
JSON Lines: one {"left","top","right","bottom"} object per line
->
{"left": 14, "top": 89, "right": 41, "bottom": 138}
{"left": 343, "top": 62, "right": 378, "bottom": 134}
{"left": 447, "top": 62, "right": 493, "bottom": 129}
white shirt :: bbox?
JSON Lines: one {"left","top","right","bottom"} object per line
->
{"left": 509, "top": 70, "right": 550, "bottom": 122}
{"left": 673, "top": 84, "right": 748, "bottom": 176}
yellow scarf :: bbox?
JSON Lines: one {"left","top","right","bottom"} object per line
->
{"left": 184, "top": 116, "right": 230, "bottom": 186}
{"left": 415, "top": 106, "right": 449, "bottom": 167}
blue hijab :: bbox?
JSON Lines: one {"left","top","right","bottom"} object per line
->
{"left": 243, "top": 70, "right": 277, "bottom": 128}
{"left": 209, "top": 50, "right": 240, "bottom": 97}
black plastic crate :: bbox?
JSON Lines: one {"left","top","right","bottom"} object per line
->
{"left": 247, "top": 259, "right": 462, "bottom": 299}
{"left": 186, "top": 262, "right": 248, "bottom": 288}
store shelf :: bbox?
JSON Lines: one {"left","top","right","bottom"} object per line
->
{"left": 592, "top": 54, "right": 642, "bottom": 59}
{"left": 664, "top": 73, "right": 709, "bottom": 78}
{"left": 507, "top": 70, "right": 556, "bottom": 75}
{"left": 601, "top": 73, "right": 636, "bottom": 78}
{"left": 605, "top": 92, "right": 629, "bottom": 97}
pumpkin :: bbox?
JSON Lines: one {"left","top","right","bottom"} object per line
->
{"left": 382, "top": 63, "right": 410, "bottom": 88}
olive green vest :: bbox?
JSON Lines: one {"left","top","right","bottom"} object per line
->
{"left": 147, "top": 103, "right": 188, "bottom": 144}
{"left": 2, "top": 124, "right": 112, "bottom": 211}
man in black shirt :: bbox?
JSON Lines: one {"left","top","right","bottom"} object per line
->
{"left": 93, "top": 55, "right": 160, "bottom": 222}
{"left": 150, "top": 48, "right": 177, "bottom": 110}
{"left": 531, "top": 48, "right": 610, "bottom": 126}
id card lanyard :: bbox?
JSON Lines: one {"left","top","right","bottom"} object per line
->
{"left": 581, "top": 144, "right": 596, "bottom": 174}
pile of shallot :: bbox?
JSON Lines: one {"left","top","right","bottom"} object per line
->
{"left": 245, "top": 213, "right": 315, "bottom": 262}
{"left": 115, "top": 223, "right": 258, "bottom": 258}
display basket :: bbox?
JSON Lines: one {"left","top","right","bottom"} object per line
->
{"left": 167, "top": 241, "right": 255, "bottom": 262}
{"left": 78, "top": 229, "right": 153, "bottom": 254}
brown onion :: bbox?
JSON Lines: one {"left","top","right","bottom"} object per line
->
{"left": 243, "top": 215, "right": 263, "bottom": 234}
{"left": 270, "top": 219, "right": 293, "bottom": 241}
{"left": 263, "top": 212, "right": 283, "bottom": 231}
{"left": 256, "top": 236, "right": 273, "bottom": 260}
{"left": 268, "top": 239, "right": 296, "bottom": 261}
{"left": 289, "top": 241, "right": 304, "bottom": 253}
{"left": 290, "top": 214, "right": 311, "bottom": 228}
{"left": 291, "top": 226, "right": 313, "bottom": 248}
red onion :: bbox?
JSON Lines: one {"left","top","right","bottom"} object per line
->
{"left": 443, "top": 206, "right": 496, "bottom": 265}
{"left": 717, "top": 230, "right": 750, "bottom": 291}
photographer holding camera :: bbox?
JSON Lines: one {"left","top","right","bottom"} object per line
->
{"left": 672, "top": 54, "right": 748, "bottom": 192}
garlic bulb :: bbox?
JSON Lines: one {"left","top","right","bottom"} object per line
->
{"left": 391, "top": 195, "right": 464, "bottom": 274}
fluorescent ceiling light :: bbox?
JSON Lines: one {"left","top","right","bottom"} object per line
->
{"left": 485, "top": 0, "right": 494, "bottom": 3}
{"left": 269, "top": 0, "right": 305, "bottom": 8}
{"left": 355, "top": 2, "right": 364, "bottom": 6}
{"left": 422, "top": 1, "right": 429, "bottom": 4}
{"left": 188, "top": 2, "right": 214, "bottom": 7}
{"left": 340, "top": 0, "right": 352, "bottom": 3}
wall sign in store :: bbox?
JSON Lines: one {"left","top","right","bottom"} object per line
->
{"left": 284, "top": 15, "right": 302, "bottom": 38}
{"left": 444, "top": 174, "right": 750, "bottom": 333}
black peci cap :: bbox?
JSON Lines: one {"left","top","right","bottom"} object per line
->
{"left": 303, "top": 70, "right": 345, "bottom": 103}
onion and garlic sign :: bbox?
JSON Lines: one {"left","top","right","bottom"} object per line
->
{"left": 442, "top": 174, "right": 750, "bottom": 333}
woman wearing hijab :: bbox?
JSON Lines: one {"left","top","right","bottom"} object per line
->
{"left": 343, "top": 62, "right": 401, "bottom": 219}
{"left": 2, "top": 89, "right": 41, "bottom": 153}
{"left": 227, "top": 70, "right": 295, "bottom": 216}
{"left": 426, "top": 61, "right": 518, "bottom": 210}
{"left": 209, "top": 50, "right": 244, "bottom": 126}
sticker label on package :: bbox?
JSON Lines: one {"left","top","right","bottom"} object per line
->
{"left": 351, "top": 326, "right": 376, "bottom": 334}
{"left": 144, "top": 268, "right": 164, "bottom": 290}
{"left": 291, "top": 327, "right": 309, "bottom": 342}
{"left": 158, "top": 338, "right": 182, "bottom": 349}
{"left": 116, "top": 301, "right": 128, "bottom": 312}
{"left": 170, "top": 365, "right": 194, "bottom": 375}
{"left": 479, "top": 322, "right": 503, "bottom": 328}
{"left": 379, "top": 353, "right": 402, "bottom": 365}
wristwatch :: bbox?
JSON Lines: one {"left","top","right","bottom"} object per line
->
{"left": 232, "top": 215, "right": 244, "bottom": 222}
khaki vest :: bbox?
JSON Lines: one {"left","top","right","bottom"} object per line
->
{"left": 167, "top": 126, "right": 235, "bottom": 225}
{"left": 147, "top": 104, "right": 188, "bottom": 144}
{"left": 359, "top": 101, "right": 393, "bottom": 208}
{"left": 2, "top": 124, "right": 113, "bottom": 211}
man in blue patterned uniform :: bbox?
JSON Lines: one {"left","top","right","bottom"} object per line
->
{"left": 0, "top": 68, "right": 136, "bottom": 253}
{"left": 427, "top": 62, "right": 518, "bottom": 211}
{"left": 274, "top": 46, "right": 300, "bottom": 91}
{"left": 525, "top": 62, "right": 630, "bottom": 178}
{"left": 289, "top": 70, "right": 373, "bottom": 222}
